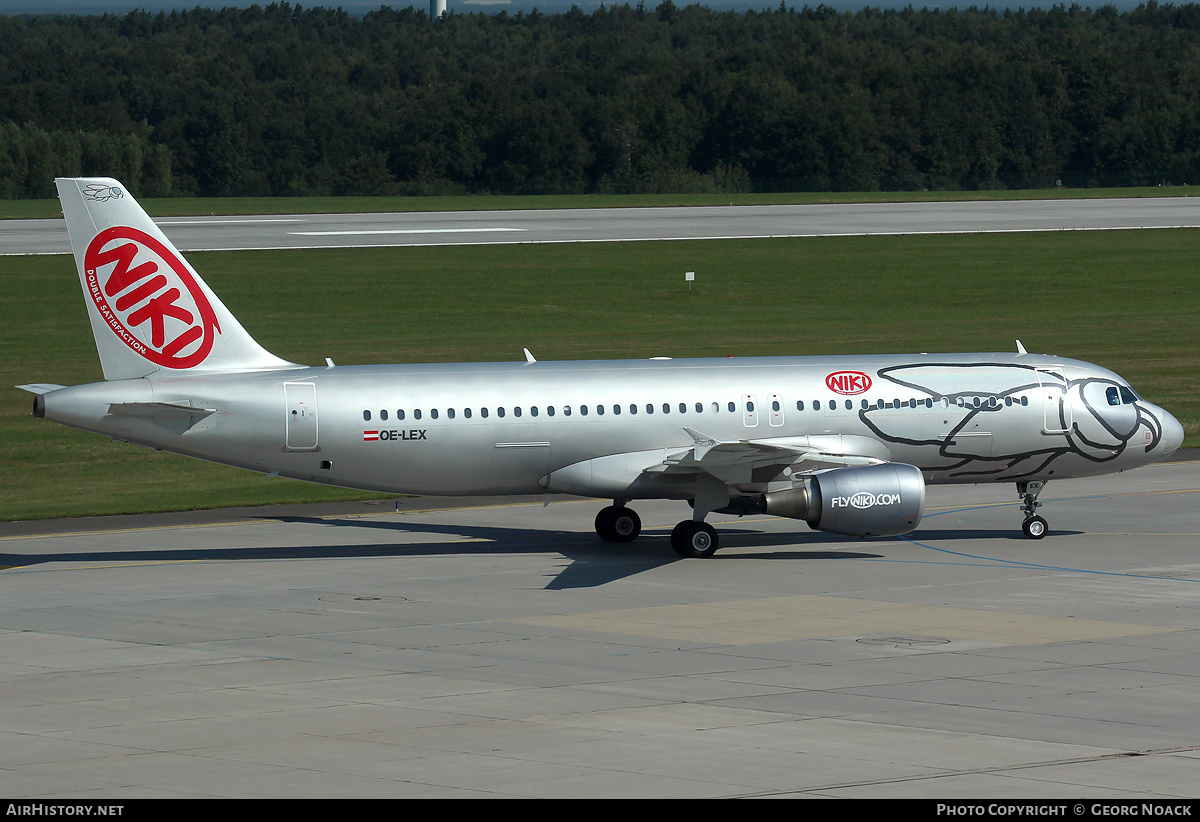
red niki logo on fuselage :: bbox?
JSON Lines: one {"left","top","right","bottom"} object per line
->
{"left": 826, "top": 371, "right": 873, "bottom": 395}
{"left": 83, "top": 226, "right": 220, "bottom": 369}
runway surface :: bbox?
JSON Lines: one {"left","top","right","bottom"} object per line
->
{"left": 2, "top": 457, "right": 1198, "bottom": 798}
{"left": 4, "top": 196, "right": 1200, "bottom": 255}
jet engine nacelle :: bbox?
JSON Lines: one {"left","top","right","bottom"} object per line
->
{"left": 760, "top": 463, "right": 925, "bottom": 537}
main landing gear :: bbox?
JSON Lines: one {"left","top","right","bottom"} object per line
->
{"left": 1017, "top": 480, "right": 1048, "bottom": 540}
{"left": 594, "top": 500, "right": 721, "bottom": 558}
{"left": 595, "top": 502, "right": 641, "bottom": 543}
{"left": 670, "top": 520, "right": 719, "bottom": 558}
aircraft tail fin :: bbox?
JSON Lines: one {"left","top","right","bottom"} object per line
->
{"left": 56, "top": 177, "right": 297, "bottom": 381}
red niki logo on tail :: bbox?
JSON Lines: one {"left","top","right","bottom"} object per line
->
{"left": 83, "top": 226, "right": 221, "bottom": 369}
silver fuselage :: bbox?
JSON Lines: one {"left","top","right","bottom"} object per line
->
{"left": 39, "top": 352, "right": 1182, "bottom": 500}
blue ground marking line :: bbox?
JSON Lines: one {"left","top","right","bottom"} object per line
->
{"left": 903, "top": 495, "right": 1200, "bottom": 581}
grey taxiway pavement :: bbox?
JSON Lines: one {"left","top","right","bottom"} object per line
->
{"left": 5, "top": 196, "right": 1200, "bottom": 255}
{"left": 2, "top": 456, "right": 1198, "bottom": 798}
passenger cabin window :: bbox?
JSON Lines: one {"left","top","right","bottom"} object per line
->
{"left": 363, "top": 410, "right": 371, "bottom": 421}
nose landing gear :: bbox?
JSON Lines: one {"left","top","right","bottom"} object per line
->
{"left": 1017, "top": 480, "right": 1048, "bottom": 539}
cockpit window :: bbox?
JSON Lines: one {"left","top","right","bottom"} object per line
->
{"left": 1105, "top": 385, "right": 1141, "bottom": 405}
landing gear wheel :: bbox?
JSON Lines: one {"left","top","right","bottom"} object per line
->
{"left": 1022, "top": 515, "right": 1048, "bottom": 540}
{"left": 595, "top": 506, "right": 641, "bottom": 543}
{"left": 1017, "top": 481, "right": 1048, "bottom": 540}
{"left": 670, "top": 520, "right": 719, "bottom": 558}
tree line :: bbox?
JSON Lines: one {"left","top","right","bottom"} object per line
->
{"left": 2, "top": 2, "right": 1200, "bottom": 198}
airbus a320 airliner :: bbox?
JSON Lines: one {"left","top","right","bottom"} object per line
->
{"left": 19, "top": 178, "right": 1185, "bottom": 557}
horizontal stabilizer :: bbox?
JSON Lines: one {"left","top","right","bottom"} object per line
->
{"left": 16, "top": 383, "right": 66, "bottom": 395}
{"left": 106, "top": 401, "right": 216, "bottom": 419}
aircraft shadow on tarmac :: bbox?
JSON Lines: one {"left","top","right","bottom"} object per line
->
{"left": 0, "top": 515, "right": 877, "bottom": 589}
{"left": 258, "top": 514, "right": 894, "bottom": 588}
{"left": 0, "top": 515, "right": 1071, "bottom": 589}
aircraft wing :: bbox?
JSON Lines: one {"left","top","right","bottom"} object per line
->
{"left": 542, "top": 431, "right": 891, "bottom": 498}
{"left": 656, "top": 429, "right": 891, "bottom": 485}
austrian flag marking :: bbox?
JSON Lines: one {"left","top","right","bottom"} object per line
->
{"left": 83, "top": 226, "right": 221, "bottom": 369}
{"left": 826, "top": 371, "right": 873, "bottom": 395}
{"left": 365, "top": 429, "right": 429, "bottom": 442}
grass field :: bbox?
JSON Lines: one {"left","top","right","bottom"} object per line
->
{"left": 2, "top": 228, "right": 1197, "bottom": 521}
{"left": 1, "top": 185, "right": 1195, "bottom": 219}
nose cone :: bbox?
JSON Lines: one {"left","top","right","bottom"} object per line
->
{"left": 1160, "top": 410, "right": 1185, "bottom": 459}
